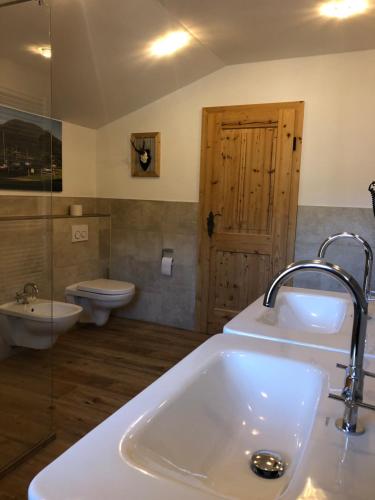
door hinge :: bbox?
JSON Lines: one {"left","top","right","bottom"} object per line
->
{"left": 293, "top": 137, "right": 297, "bottom": 151}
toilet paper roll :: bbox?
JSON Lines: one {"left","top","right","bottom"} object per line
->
{"left": 161, "top": 256, "right": 174, "bottom": 276}
{"left": 70, "top": 204, "right": 83, "bottom": 217}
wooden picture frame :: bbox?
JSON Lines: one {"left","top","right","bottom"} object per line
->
{"left": 130, "top": 132, "right": 160, "bottom": 177}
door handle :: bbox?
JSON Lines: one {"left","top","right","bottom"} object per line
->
{"left": 207, "top": 211, "right": 222, "bottom": 238}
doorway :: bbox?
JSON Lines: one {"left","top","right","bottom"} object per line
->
{"left": 196, "top": 102, "right": 304, "bottom": 334}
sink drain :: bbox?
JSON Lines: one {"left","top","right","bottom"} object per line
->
{"left": 250, "top": 450, "right": 286, "bottom": 479}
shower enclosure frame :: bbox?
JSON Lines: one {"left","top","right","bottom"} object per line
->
{"left": 0, "top": 0, "right": 56, "bottom": 478}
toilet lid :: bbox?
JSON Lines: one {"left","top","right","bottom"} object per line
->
{"left": 77, "top": 279, "right": 135, "bottom": 295}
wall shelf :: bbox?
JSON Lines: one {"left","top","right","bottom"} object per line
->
{"left": 0, "top": 213, "right": 111, "bottom": 222}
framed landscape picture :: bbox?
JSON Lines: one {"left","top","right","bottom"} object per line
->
{"left": 0, "top": 104, "right": 62, "bottom": 192}
{"left": 130, "top": 132, "right": 160, "bottom": 177}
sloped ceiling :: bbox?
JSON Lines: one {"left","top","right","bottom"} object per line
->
{"left": 50, "top": 0, "right": 223, "bottom": 128}
{"left": 1, "top": 0, "right": 375, "bottom": 128}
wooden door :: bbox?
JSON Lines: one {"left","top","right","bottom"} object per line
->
{"left": 197, "top": 102, "right": 304, "bottom": 334}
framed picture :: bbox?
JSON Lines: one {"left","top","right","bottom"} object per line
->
{"left": 130, "top": 132, "right": 160, "bottom": 177}
{"left": 0, "top": 104, "right": 62, "bottom": 192}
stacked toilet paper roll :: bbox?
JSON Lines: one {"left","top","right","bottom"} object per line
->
{"left": 70, "top": 204, "right": 83, "bottom": 216}
{"left": 161, "top": 256, "right": 174, "bottom": 276}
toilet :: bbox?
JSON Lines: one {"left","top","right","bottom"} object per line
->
{"left": 65, "top": 279, "right": 135, "bottom": 327}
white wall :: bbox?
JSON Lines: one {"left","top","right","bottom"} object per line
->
{"left": 58, "top": 121, "right": 96, "bottom": 198}
{"left": 96, "top": 49, "right": 375, "bottom": 208}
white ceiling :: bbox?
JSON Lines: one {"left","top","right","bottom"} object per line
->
{"left": 1, "top": 0, "right": 375, "bottom": 128}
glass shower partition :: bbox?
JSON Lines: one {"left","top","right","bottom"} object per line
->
{"left": 0, "top": 0, "right": 54, "bottom": 476}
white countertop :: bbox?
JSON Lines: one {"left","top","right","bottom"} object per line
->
{"left": 29, "top": 332, "right": 375, "bottom": 500}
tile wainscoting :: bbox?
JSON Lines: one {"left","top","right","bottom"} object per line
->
{"left": 294, "top": 206, "right": 375, "bottom": 291}
{"left": 107, "top": 202, "right": 375, "bottom": 329}
{"left": 104, "top": 199, "right": 198, "bottom": 330}
{"left": 52, "top": 215, "right": 110, "bottom": 301}
{"left": 1, "top": 195, "right": 373, "bottom": 331}
{"left": 0, "top": 217, "right": 52, "bottom": 306}
{"left": 0, "top": 195, "right": 110, "bottom": 305}
{"left": 0, "top": 195, "right": 197, "bottom": 330}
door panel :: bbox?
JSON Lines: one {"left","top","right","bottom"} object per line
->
{"left": 213, "top": 251, "right": 271, "bottom": 310}
{"left": 197, "top": 102, "right": 304, "bottom": 334}
{"left": 240, "top": 126, "right": 276, "bottom": 233}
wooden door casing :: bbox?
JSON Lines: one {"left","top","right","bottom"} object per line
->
{"left": 197, "top": 102, "right": 304, "bottom": 334}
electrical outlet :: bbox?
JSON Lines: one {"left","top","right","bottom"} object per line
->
{"left": 72, "top": 224, "right": 88, "bottom": 242}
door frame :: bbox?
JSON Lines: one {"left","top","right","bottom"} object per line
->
{"left": 195, "top": 101, "right": 305, "bottom": 333}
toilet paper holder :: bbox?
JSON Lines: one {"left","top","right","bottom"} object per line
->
{"left": 162, "top": 248, "right": 174, "bottom": 259}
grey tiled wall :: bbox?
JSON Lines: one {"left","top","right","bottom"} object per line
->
{"left": 0, "top": 195, "right": 110, "bottom": 304}
{"left": 52, "top": 216, "right": 110, "bottom": 301}
{"left": 107, "top": 199, "right": 198, "bottom": 330}
{"left": 0, "top": 218, "right": 52, "bottom": 305}
{"left": 2, "top": 195, "right": 374, "bottom": 331}
{"left": 0, "top": 195, "right": 198, "bottom": 330}
{"left": 108, "top": 202, "right": 375, "bottom": 329}
{"left": 294, "top": 206, "right": 375, "bottom": 292}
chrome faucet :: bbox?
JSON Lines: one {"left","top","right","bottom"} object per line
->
{"left": 15, "top": 282, "right": 39, "bottom": 304}
{"left": 318, "top": 232, "right": 374, "bottom": 301}
{"left": 263, "top": 259, "right": 375, "bottom": 435}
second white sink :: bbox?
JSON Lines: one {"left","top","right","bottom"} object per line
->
{"left": 224, "top": 287, "right": 359, "bottom": 354}
{"left": 257, "top": 290, "right": 349, "bottom": 334}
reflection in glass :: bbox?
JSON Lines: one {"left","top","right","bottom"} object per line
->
{"left": 0, "top": 0, "right": 54, "bottom": 476}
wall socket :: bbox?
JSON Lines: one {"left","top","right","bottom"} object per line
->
{"left": 72, "top": 224, "right": 88, "bottom": 243}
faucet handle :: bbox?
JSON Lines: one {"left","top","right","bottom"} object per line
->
{"left": 336, "top": 363, "right": 347, "bottom": 370}
{"left": 336, "top": 363, "right": 375, "bottom": 379}
{"left": 329, "top": 393, "right": 375, "bottom": 412}
{"left": 356, "top": 400, "right": 375, "bottom": 411}
{"left": 15, "top": 291, "right": 28, "bottom": 304}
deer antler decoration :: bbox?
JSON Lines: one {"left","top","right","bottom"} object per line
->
{"left": 131, "top": 139, "right": 152, "bottom": 171}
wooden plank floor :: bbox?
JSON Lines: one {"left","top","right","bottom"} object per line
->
{"left": 0, "top": 317, "right": 207, "bottom": 500}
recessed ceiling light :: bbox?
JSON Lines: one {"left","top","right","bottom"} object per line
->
{"left": 150, "top": 31, "right": 190, "bottom": 57}
{"left": 320, "top": 0, "right": 368, "bottom": 19}
{"left": 38, "top": 46, "right": 52, "bottom": 59}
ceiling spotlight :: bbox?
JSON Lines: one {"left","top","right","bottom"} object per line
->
{"left": 320, "top": 0, "right": 368, "bottom": 19}
{"left": 150, "top": 31, "right": 190, "bottom": 57}
{"left": 38, "top": 46, "right": 52, "bottom": 59}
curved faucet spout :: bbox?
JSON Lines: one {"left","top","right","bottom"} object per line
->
{"left": 23, "top": 282, "right": 39, "bottom": 300}
{"left": 318, "top": 232, "right": 373, "bottom": 301}
{"left": 263, "top": 259, "right": 368, "bottom": 434}
{"left": 263, "top": 259, "right": 367, "bottom": 311}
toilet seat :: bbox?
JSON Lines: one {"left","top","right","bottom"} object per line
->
{"left": 77, "top": 279, "right": 134, "bottom": 296}
{"left": 65, "top": 279, "right": 135, "bottom": 326}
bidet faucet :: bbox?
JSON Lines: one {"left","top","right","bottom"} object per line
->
{"left": 16, "top": 282, "right": 39, "bottom": 304}
{"left": 24, "top": 282, "right": 39, "bottom": 299}
{"left": 263, "top": 259, "right": 375, "bottom": 435}
{"left": 318, "top": 232, "right": 374, "bottom": 301}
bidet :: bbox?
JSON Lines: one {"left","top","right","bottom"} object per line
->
{"left": 0, "top": 299, "right": 82, "bottom": 349}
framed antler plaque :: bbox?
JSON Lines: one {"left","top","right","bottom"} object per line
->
{"left": 130, "top": 132, "right": 160, "bottom": 177}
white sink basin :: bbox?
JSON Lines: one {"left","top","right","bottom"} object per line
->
{"left": 123, "top": 350, "right": 324, "bottom": 499}
{"left": 29, "top": 333, "right": 375, "bottom": 500}
{"left": 224, "top": 287, "right": 360, "bottom": 354}
{"left": 257, "top": 290, "right": 349, "bottom": 335}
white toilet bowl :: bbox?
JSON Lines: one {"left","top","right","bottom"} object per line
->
{"left": 65, "top": 279, "right": 135, "bottom": 327}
